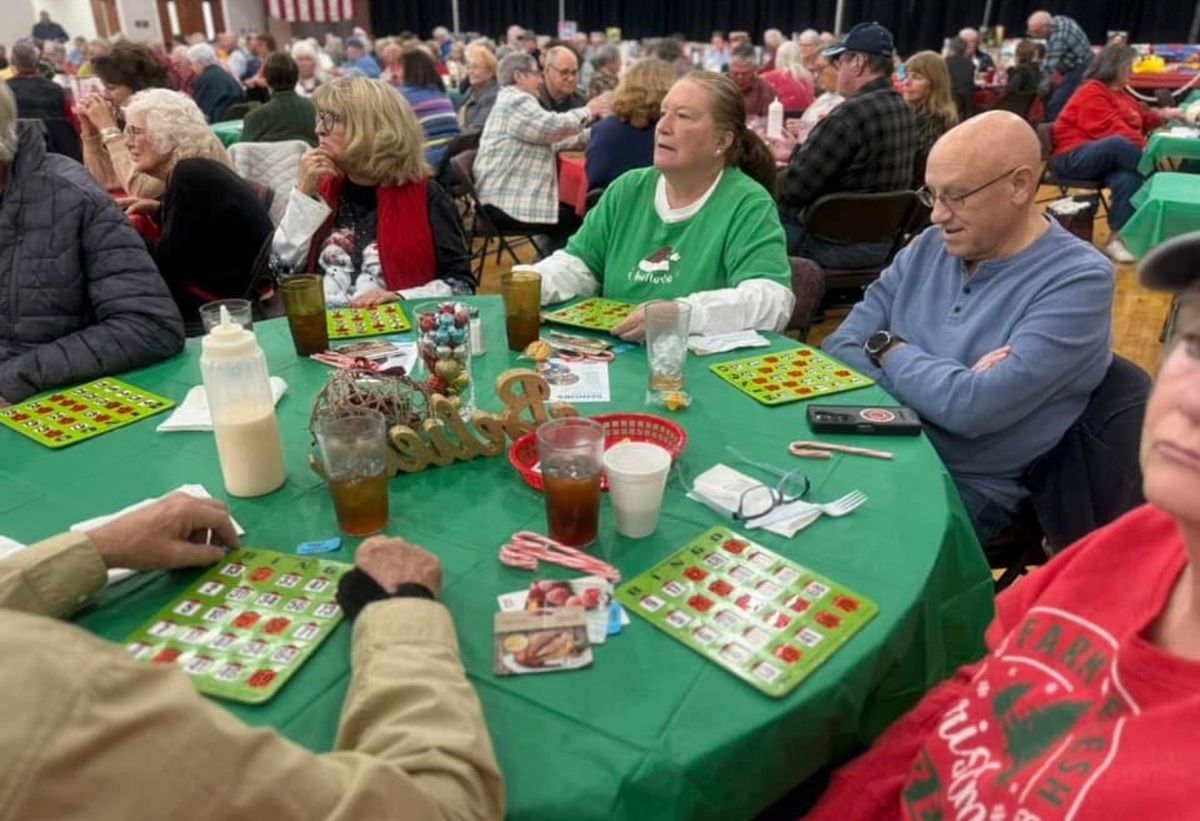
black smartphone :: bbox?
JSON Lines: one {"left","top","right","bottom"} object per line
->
{"left": 807, "top": 405, "right": 922, "bottom": 436}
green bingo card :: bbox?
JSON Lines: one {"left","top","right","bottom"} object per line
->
{"left": 124, "top": 549, "right": 351, "bottom": 704}
{"left": 0, "top": 378, "right": 174, "bottom": 449}
{"left": 709, "top": 345, "right": 874, "bottom": 406}
{"left": 616, "top": 527, "right": 878, "bottom": 698}
{"left": 542, "top": 298, "right": 637, "bottom": 333}
{"left": 327, "top": 304, "right": 412, "bottom": 339}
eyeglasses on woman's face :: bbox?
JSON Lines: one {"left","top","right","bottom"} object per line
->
{"left": 315, "top": 109, "right": 343, "bottom": 133}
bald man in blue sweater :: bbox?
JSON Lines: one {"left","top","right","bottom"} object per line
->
{"left": 823, "top": 112, "right": 1114, "bottom": 541}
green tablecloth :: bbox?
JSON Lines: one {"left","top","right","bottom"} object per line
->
{"left": 211, "top": 119, "right": 243, "bottom": 148}
{"left": 1123, "top": 172, "right": 1200, "bottom": 258}
{"left": 1, "top": 298, "right": 994, "bottom": 820}
{"left": 1137, "top": 130, "right": 1200, "bottom": 175}
{"left": 1183, "top": 89, "right": 1200, "bottom": 108}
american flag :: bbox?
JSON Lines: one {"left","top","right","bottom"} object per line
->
{"left": 265, "top": 0, "right": 355, "bottom": 22}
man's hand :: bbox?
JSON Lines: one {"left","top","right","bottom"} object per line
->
{"left": 586, "top": 92, "right": 612, "bottom": 121}
{"left": 1161, "top": 106, "right": 1184, "bottom": 121}
{"left": 971, "top": 345, "right": 1013, "bottom": 373}
{"left": 350, "top": 290, "right": 399, "bottom": 308}
{"left": 611, "top": 306, "right": 647, "bottom": 342}
{"left": 115, "top": 196, "right": 159, "bottom": 216}
{"left": 86, "top": 493, "right": 237, "bottom": 571}
{"left": 355, "top": 537, "right": 443, "bottom": 597}
{"left": 298, "top": 148, "right": 342, "bottom": 197}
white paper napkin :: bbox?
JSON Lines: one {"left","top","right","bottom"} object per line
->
{"left": 156, "top": 377, "right": 288, "bottom": 432}
{"left": 688, "top": 464, "right": 822, "bottom": 539}
{"left": 688, "top": 330, "right": 771, "bottom": 356}
{"left": 71, "top": 484, "right": 245, "bottom": 585}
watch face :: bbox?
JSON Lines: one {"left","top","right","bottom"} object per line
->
{"left": 866, "top": 331, "right": 891, "bottom": 354}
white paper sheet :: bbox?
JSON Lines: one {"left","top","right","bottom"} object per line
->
{"left": 157, "top": 378, "right": 288, "bottom": 432}
{"left": 687, "top": 330, "right": 771, "bottom": 356}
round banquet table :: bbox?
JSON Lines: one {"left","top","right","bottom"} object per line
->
{"left": 557, "top": 152, "right": 590, "bottom": 217}
{"left": 0, "top": 298, "right": 995, "bottom": 820}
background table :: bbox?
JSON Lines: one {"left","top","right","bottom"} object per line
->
{"left": 211, "top": 119, "right": 244, "bottom": 148}
{"left": 1137, "top": 130, "right": 1200, "bottom": 174}
{"left": 557, "top": 152, "right": 589, "bottom": 217}
{"left": 1123, "top": 172, "right": 1200, "bottom": 258}
{"left": 1, "top": 299, "right": 994, "bottom": 820}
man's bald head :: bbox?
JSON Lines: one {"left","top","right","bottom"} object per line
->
{"left": 1027, "top": 11, "right": 1052, "bottom": 38}
{"left": 925, "top": 112, "right": 1045, "bottom": 263}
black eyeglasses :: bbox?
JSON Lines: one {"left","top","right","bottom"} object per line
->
{"left": 315, "top": 109, "right": 342, "bottom": 133}
{"left": 675, "top": 461, "right": 810, "bottom": 524}
{"left": 916, "top": 167, "right": 1018, "bottom": 211}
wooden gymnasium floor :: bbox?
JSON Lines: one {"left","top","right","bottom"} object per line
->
{"left": 473, "top": 185, "right": 1174, "bottom": 377}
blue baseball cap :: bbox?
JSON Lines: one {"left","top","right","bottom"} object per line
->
{"left": 823, "top": 22, "right": 895, "bottom": 58}
{"left": 1139, "top": 231, "right": 1200, "bottom": 292}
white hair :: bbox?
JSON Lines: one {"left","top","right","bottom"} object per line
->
{"left": 433, "top": 26, "right": 449, "bottom": 39}
{"left": 774, "top": 41, "right": 813, "bottom": 86}
{"left": 959, "top": 27, "right": 979, "bottom": 39}
{"left": 123, "top": 89, "right": 224, "bottom": 174}
{"left": 186, "top": 43, "right": 217, "bottom": 67}
{"left": 797, "top": 29, "right": 820, "bottom": 45}
{"left": 291, "top": 40, "right": 317, "bottom": 60}
{"left": 764, "top": 29, "right": 784, "bottom": 47}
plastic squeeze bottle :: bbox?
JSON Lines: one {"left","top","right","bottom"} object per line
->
{"left": 200, "top": 307, "right": 286, "bottom": 497}
{"left": 767, "top": 96, "right": 784, "bottom": 140}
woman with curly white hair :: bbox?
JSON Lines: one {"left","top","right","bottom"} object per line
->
{"left": 291, "top": 39, "right": 329, "bottom": 96}
{"left": 760, "top": 41, "right": 814, "bottom": 112}
{"left": 122, "top": 88, "right": 273, "bottom": 324}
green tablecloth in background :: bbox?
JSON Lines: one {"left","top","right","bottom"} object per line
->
{"left": 1183, "top": 89, "right": 1200, "bottom": 107}
{"left": 1123, "top": 172, "right": 1200, "bottom": 258}
{"left": 1137, "top": 130, "right": 1200, "bottom": 174}
{"left": 1, "top": 299, "right": 994, "bottom": 820}
{"left": 211, "top": 119, "right": 244, "bottom": 148}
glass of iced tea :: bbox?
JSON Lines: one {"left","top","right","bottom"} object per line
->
{"left": 279, "top": 274, "right": 329, "bottom": 356}
{"left": 537, "top": 417, "right": 605, "bottom": 547}
{"left": 313, "top": 409, "right": 390, "bottom": 537}
{"left": 645, "top": 300, "right": 692, "bottom": 397}
{"left": 501, "top": 268, "right": 542, "bottom": 351}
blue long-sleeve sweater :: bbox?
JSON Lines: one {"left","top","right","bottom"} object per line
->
{"left": 822, "top": 219, "right": 1114, "bottom": 510}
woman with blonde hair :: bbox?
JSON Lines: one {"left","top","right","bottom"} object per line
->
{"left": 585, "top": 58, "right": 675, "bottom": 189}
{"left": 902, "top": 50, "right": 959, "bottom": 185}
{"left": 458, "top": 44, "right": 498, "bottom": 132}
{"left": 760, "top": 41, "right": 815, "bottom": 112}
{"left": 273, "top": 77, "right": 473, "bottom": 307}
{"left": 121, "top": 88, "right": 271, "bottom": 322}
{"left": 531, "top": 70, "right": 794, "bottom": 340}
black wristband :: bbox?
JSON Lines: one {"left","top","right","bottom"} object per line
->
{"left": 336, "top": 568, "right": 435, "bottom": 622}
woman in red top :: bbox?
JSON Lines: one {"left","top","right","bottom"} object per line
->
{"left": 807, "top": 230, "right": 1200, "bottom": 819}
{"left": 759, "top": 41, "right": 815, "bottom": 113}
{"left": 1051, "top": 44, "right": 1183, "bottom": 262}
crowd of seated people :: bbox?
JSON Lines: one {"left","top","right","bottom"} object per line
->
{"left": 6, "top": 10, "right": 1200, "bottom": 820}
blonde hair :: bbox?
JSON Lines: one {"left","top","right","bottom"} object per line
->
{"left": 124, "top": 88, "right": 230, "bottom": 176}
{"left": 611, "top": 58, "right": 676, "bottom": 129}
{"left": 312, "top": 77, "right": 430, "bottom": 186}
{"left": 905, "top": 51, "right": 959, "bottom": 126}
{"left": 773, "top": 41, "right": 814, "bottom": 88}
{"left": 465, "top": 44, "right": 497, "bottom": 74}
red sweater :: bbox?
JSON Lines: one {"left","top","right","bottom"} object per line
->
{"left": 1052, "top": 80, "right": 1163, "bottom": 156}
{"left": 808, "top": 504, "right": 1200, "bottom": 820}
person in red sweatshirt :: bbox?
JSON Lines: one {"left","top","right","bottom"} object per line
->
{"left": 807, "top": 228, "right": 1200, "bottom": 820}
{"left": 1051, "top": 44, "right": 1183, "bottom": 263}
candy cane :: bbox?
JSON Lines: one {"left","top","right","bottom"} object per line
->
{"left": 498, "top": 531, "right": 621, "bottom": 582}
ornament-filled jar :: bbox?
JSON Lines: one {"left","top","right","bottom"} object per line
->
{"left": 415, "top": 301, "right": 475, "bottom": 418}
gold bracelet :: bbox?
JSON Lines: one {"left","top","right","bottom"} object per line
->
{"left": 99, "top": 127, "right": 122, "bottom": 142}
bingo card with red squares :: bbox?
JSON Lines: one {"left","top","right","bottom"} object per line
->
{"left": 0, "top": 377, "right": 174, "bottom": 449}
{"left": 123, "top": 548, "right": 351, "bottom": 704}
{"left": 615, "top": 527, "right": 878, "bottom": 697}
{"left": 542, "top": 297, "right": 637, "bottom": 333}
{"left": 327, "top": 305, "right": 412, "bottom": 339}
{"left": 709, "top": 345, "right": 874, "bottom": 406}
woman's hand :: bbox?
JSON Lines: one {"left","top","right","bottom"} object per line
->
{"left": 350, "top": 290, "right": 399, "bottom": 308}
{"left": 767, "top": 132, "right": 797, "bottom": 165}
{"left": 115, "top": 196, "right": 160, "bottom": 216}
{"left": 79, "top": 92, "right": 117, "bottom": 131}
{"left": 298, "top": 148, "right": 342, "bottom": 197}
{"left": 611, "top": 307, "right": 647, "bottom": 342}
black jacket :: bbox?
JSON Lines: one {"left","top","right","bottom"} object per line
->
{"left": 150, "top": 158, "right": 273, "bottom": 321}
{"left": 192, "top": 64, "right": 246, "bottom": 123}
{"left": 7, "top": 73, "right": 81, "bottom": 162}
{"left": 0, "top": 124, "right": 184, "bottom": 402}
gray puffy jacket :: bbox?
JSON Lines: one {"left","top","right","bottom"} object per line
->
{"left": 0, "top": 124, "right": 184, "bottom": 402}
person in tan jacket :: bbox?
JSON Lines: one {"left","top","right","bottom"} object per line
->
{"left": 0, "top": 493, "right": 504, "bottom": 820}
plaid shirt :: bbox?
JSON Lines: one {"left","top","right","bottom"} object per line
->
{"left": 475, "top": 85, "right": 588, "bottom": 224}
{"left": 1045, "top": 15, "right": 1094, "bottom": 75}
{"left": 778, "top": 76, "right": 919, "bottom": 221}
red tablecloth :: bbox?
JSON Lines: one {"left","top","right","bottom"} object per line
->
{"left": 1130, "top": 71, "right": 1200, "bottom": 90}
{"left": 557, "top": 153, "right": 589, "bottom": 217}
{"left": 973, "top": 86, "right": 1005, "bottom": 111}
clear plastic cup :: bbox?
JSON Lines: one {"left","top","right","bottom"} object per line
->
{"left": 537, "top": 417, "right": 604, "bottom": 547}
{"left": 313, "top": 409, "right": 390, "bottom": 536}
{"left": 645, "top": 300, "right": 692, "bottom": 397}
{"left": 200, "top": 299, "right": 253, "bottom": 332}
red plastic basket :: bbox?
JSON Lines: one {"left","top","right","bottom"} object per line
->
{"left": 509, "top": 412, "right": 688, "bottom": 492}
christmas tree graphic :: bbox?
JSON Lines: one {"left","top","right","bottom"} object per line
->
{"left": 994, "top": 683, "right": 1091, "bottom": 784}
{"left": 903, "top": 748, "right": 944, "bottom": 816}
